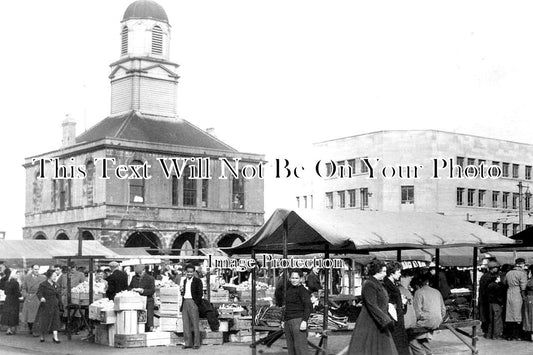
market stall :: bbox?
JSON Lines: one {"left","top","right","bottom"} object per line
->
{"left": 227, "top": 208, "right": 517, "bottom": 355}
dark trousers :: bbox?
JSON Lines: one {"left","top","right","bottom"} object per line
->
{"left": 488, "top": 303, "right": 503, "bottom": 339}
{"left": 284, "top": 318, "right": 308, "bottom": 355}
{"left": 182, "top": 299, "right": 200, "bottom": 347}
{"left": 146, "top": 298, "right": 154, "bottom": 332}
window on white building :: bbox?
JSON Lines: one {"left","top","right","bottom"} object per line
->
{"left": 467, "top": 189, "right": 475, "bottom": 207}
{"left": 457, "top": 188, "right": 464, "bottom": 206}
{"left": 348, "top": 189, "right": 356, "bottom": 207}
{"left": 513, "top": 164, "right": 519, "bottom": 179}
{"left": 360, "top": 188, "right": 369, "bottom": 208}
{"left": 401, "top": 186, "right": 414, "bottom": 204}
{"left": 338, "top": 191, "right": 345, "bottom": 208}
{"left": 325, "top": 192, "right": 333, "bottom": 209}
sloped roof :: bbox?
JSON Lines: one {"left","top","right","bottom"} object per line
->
{"left": 0, "top": 240, "right": 119, "bottom": 262}
{"left": 76, "top": 111, "right": 236, "bottom": 152}
{"left": 227, "top": 208, "right": 517, "bottom": 255}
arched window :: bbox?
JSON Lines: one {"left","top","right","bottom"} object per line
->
{"left": 85, "top": 160, "right": 95, "bottom": 205}
{"left": 152, "top": 26, "right": 163, "bottom": 55}
{"left": 129, "top": 160, "right": 145, "bottom": 203}
{"left": 121, "top": 26, "right": 128, "bottom": 55}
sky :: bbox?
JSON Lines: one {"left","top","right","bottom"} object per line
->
{"left": 1, "top": 0, "right": 533, "bottom": 239}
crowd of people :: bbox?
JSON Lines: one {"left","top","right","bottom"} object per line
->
{"left": 478, "top": 257, "right": 533, "bottom": 342}
{"left": 3, "top": 256, "right": 533, "bottom": 354}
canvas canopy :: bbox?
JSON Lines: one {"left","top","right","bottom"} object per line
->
{"left": 0, "top": 240, "right": 119, "bottom": 268}
{"left": 228, "top": 208, "right": 517, "bottom": 255}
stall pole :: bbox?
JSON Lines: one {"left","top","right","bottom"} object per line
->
{"left": 67, "top": 257, "right": 72, "bottom": 340}
{"left": 397, "top": 250, "right": 402, "bottom": 262}
{"left": 77, "top": 228, "right": 84, "bottom": 256}
{"left": 435, "top": 248, "right": 440, "bottom": 290}
{"left": 323, "top": 243, "right": 330, "bottom": 350}
{"left": 282, "top": 218, "right": 288, "bottom": 307}
{"left": 88, "top": 257, "right": 94, "bottom": 339}
{"left": 251, "top": 249, "right": 257, "bottom": 355}
{"left": 471, "top": 247, "right": 479, "bottom": 353}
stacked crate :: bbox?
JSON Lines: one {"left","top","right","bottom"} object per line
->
{"left": 113, "top": 295, "right": 147, "bottom": 348}
{"left": 158, "top": 287, "right": 181, "bottom": 332}
{"left": 228, "top": 316, "right": 254, "bottom": 343}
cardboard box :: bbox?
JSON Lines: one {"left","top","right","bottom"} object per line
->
{"left": 114, "top": 334, "right": 147, "bottom": 348}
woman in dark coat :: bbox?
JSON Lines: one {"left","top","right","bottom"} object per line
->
{"left": 36, "top": 269, "right": 61, "bottom": 343}
{"left": 348, "top": 259, "right": 398, "bottom": 355}
{"left": 0, "top": 268, "right": 22, "bottom": 334}
{"left": 383, "top": 262, "right": 410, "bottom": 355}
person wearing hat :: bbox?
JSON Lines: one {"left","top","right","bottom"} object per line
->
{"left": 180, "top": 264, "right": 203, "bottom": 349}
{"left": 503, "top": 258, "right": 528, "bottom": 340}
{"left": 105, "top": 261, "right": 128, "bottom": 300}
{"left": 478, "top": 258, "right": 499, "bottom": 337}
{"left": 486, "top": 262, "right": 505, "bottom": 339}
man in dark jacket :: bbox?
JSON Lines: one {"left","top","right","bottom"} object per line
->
{"left": 306, "top": 267, "right": 322, "bottom": 293}
{"left": 105, "top": 261, "right": 128, "bottom": 300}
{"left": 129, "top": 264, "right": 155, "bottom": 332}
{"left": 180, "top": 264, "right": 203, "bottom": 349}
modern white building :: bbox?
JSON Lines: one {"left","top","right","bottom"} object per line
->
{"left": 295, "top": 130, "right": 533, "bottom": 237}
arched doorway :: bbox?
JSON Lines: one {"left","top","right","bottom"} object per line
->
{"left": 171, "top": 232, "right": 207, "bottom": 256}
{"left": 82, "top": 231, "right": 94, "bottom": 240}
{"left": 217, "top": 233, "right": 246, "bottom": 248}
{"left": 124, "top": 231, "right": 161, "bottom": 255}
{"left": 56, "top": 233, "right": 69, "bottom": 240}
{"left": 33, "top": 233, "right": 47, "bottom": 240}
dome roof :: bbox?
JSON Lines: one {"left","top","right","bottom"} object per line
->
{"left": 123, "top": 0, "right": 169, "bottom": 23}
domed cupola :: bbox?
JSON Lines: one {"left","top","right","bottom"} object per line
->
{"left": 123, "top": 0, "right": 169, "bottom": 23}
{"left": 109, "top": 0, "right": 179, "bottom": 118}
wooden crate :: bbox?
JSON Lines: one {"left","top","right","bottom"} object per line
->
{"left": 229, "top": 333, "right": 252, "bottom": 343}
{"left": 114, "top": 334, "right": 147, "bottom": 348}
{"left": 230, "top": 317, "right": 252, "bottom": 331}
{"left": 100, "top": 310, "right": 116, "bottom": 324}
{"left": 159, "top": 316, "right": 178, "bottom": 332}
{"left": 114, "top": 296, "right": 146, "bottom": 311}
{"left": 201, "top": 331, "right": 223, "bottom": 345}
{"left": 137, "top": 309, "right": 147, "bottom": 323}
{"left": 145, "top": 331, "right": 172, "bottom": 347}
{"left": 95, "top": 324, "right": 116, "bottom": 347}
{"left": 116, "top": 310, "right": 139, "bottom": 335}
{"left": 159, "top": 302, "right": 180, "bottom": 314}
{"left": 72, "top": 292, "right": 103, "bottom": 306}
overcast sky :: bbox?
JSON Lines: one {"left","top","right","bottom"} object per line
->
{"left": 1, "top": 0, "right": 533, "bottom": 239}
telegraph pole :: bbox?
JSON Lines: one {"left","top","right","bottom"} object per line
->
{"left": 519, "top": 182, "right": 524, "bottom": 232}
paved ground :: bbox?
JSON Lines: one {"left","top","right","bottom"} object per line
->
{"left": 0, "top": 330, "right": 532, "bottom": 354}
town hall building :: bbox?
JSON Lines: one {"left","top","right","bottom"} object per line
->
{"left": 23, "top": 0, "right": 265, "bottom": 254}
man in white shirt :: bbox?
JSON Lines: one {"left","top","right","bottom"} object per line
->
{"left": 180, "top": 264, "right": 203, "bottom": 349}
